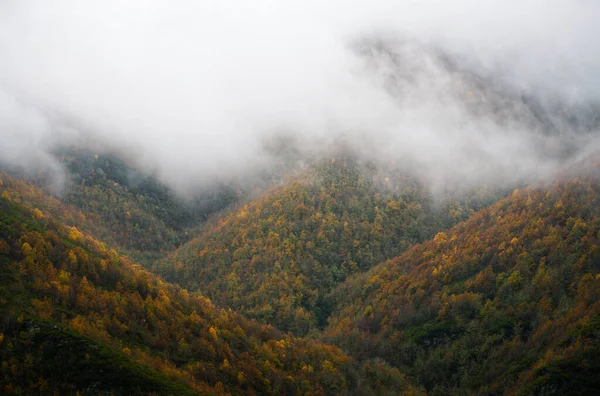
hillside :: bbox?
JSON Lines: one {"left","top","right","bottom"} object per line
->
{"left": 324, "top": 157, "right": 600, "bottom": 394}
{"left": 159, "top": 157, "right": 508, "bottom": 335}
{"left": 0, "top": 185, "right": 411, "bottom": 395}
{"left": 3, "top": 147, "right": 238, "bottom": 265}
{"left": 3, "top": 147, "right": 599, "bottom": 394}
{"left": 2, "top": 150, "right": 599, "bottom": 394}
{"left": 2, "top": 3, "right": 600, "bottom": 393}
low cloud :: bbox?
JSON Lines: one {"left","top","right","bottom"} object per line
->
{"left": 0, "top": 0, "right": 599, "bottom": 194}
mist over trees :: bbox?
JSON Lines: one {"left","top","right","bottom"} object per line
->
{"left": 1, "top": 0, "right": 599, "bottom": 197}
{"left": 1, "top": 1, "right": 600, "bottom": 395}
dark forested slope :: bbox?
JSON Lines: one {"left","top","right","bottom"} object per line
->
{"left": 4, "top": 145, "right": 598, "bottom": 394}
{"left": 159, "top": 157, "right": 504, "bottom": 335}
{"left": 0, "top": 185, "right": 410, "bottom": 395}
{"left": 2, "top": 147, "right": 238, "bottom": 265}
{"left": 324, "top": 156, "right": 600, "bottom": 395}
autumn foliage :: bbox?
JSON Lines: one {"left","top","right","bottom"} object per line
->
{"left": 325, "top": 162, "right": 600, "bottom": 394}
{"left": 0, "top": 185, "right": 408, "bottom": 394}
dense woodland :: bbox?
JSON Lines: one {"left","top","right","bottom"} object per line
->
{"left": 0, "top": 149, "right": 599, "bottom": 394}
{"left": 14, "top": 148, "right": 238, "bottom": 264}
{"left": 0, "top": 185, "right": 409, "bottom": 395}
{"left": 159, "top": 158, "right": 505, "bottom": 335}
{"left": 325, "top": 159, "right": 600, "bottom": 394}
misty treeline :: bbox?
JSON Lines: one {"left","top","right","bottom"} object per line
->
{"left": 1, "top": 1, "right": 600, "bottom": 395}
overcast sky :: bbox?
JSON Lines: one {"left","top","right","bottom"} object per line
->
{"left": 1, "top": 0, "right": 599, "bottom": 193}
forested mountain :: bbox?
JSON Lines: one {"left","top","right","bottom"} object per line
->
{"left": 3, "top": 148, "right": 600, "bottom": 395}
{"left": 2, "top": 1, "right": 599, "bottom": 394}
{"left": 0, "top": 181, "right": 411, "bottom": 395}
{"left": 324, "top": 156, "right": 600, "bottom": 394}
{"left": 158, "top": 157, "right": 508, "bottom": 335}
{"left": 2, "top": 150, "right": 600, "bottom": 394}
{"left": 2, "top": 148, "right": 238, "bottom": 265}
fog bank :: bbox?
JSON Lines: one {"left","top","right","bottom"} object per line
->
{"left": 1, "top": 0, "right": 599, "bottom": 193}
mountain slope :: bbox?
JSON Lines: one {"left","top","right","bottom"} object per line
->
{"left": 2, "top": 147, "right": 238, "bottom": 265}
{"left": 0, "top": 185, "right": 411, "bottom": 395}
{"left": 1, "top": 321, "right": 200, "bottom": 395}
{"left": 159, "top": 157, "right": 504, "bottom": 335}
{"left": 324, "top": 156, "right": 600, "bottom": 394}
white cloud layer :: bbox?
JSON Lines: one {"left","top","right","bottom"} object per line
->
{"left": 1, "top": 0, "right": 599, "bottom": 192}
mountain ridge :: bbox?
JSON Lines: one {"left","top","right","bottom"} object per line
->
{"left": 0, "top": 177, "right": 415, "bottom": 395}
{"left": 158, "top": 156, "right": 509, "bottom": 335}
{"left": 323, "top": 154, "right": 600, "bottom": 394}
{"left": 1, "top": 148, "right": 600, "bottom": 394}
